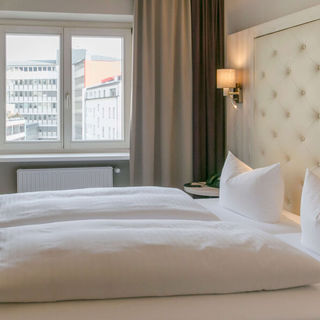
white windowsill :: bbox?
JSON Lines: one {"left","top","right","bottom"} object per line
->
{"left": 0, "top": 153, "right": 130, "bottom": 162}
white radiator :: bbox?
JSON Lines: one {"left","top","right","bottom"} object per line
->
{"left": 17, "top": 167, "right": 114, "bottom": 193}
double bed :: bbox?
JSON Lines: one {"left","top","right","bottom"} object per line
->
{"left": 1, "top": 190, "right": 320, "bottom": 320}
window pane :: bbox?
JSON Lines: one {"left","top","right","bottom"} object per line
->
{"left": 6, "top": 34, "right": 60, "bottom": 142}
{"left": 72, "top": 36, "right": 123, "bottom": 141}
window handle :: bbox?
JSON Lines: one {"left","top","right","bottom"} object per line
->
{"left": 65, "top": 93, "right": 71, "bottom": 109}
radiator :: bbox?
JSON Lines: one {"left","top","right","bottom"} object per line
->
{"left": 17, "top": 167, "right": 114, "bottom": 193}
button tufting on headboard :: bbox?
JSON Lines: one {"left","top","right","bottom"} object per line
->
{"left": 254, "top": 19, "right": 320, "bottom": 214}
{"left": 300, "top": 43, "right": 307, "bottom": 50}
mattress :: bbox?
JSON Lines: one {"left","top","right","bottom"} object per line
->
{"left": 2, "top": 281, "right": 320, "bottom": 320}
{"left": 1, "top": 198, "right": 320, "bottom": 320}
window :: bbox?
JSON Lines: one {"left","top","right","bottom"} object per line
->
{"left": 0, "top": 25, "right": 131, "bottom": 152}
{"left": 66, "top": 28, "right": 131, "bottom": 148}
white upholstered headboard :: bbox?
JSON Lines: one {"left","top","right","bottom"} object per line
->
{"left": 254, "top": 19, "right": 320, "bottom": 214}
{"left": 227, "top": 5, "right": 320, "bottom": 214}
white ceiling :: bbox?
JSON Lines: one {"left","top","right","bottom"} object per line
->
{"left": 225, "top": 0, "right": 320, "bottom": 34}
{"left": 0, "top": 0, "right": 133, "bottom": 16}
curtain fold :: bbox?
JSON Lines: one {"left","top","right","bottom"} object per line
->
{"left": 130, "top": 0, "right": 193, "bottom": 187}
{"left": 191, "top": 0, "right": 225, "bottom": 182}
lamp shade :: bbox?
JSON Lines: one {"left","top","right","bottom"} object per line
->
{"left": 217, "top": 69, "right": 236, "bottom": 88}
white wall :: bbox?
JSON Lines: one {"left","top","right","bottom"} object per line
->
{"left": 0, "top": 0, "right": 133, "bottom": 15}
{"left": 225, "top": 0, "right": 320, "bottom": 34}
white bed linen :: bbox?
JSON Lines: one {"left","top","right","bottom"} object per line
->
{"left": 0, "top": 187, "right": 216, "bottom": 227}
{"left": 300, "top": 169, "right": 320, "bottom": 255}
{"left": 2, "top": 231, "right": 320, "bottom": 320}
{"left": 1, "top": 195, "right": 320, "bottom": 319}
{"left": 198, "top": 198, "right": 320, "bottom": 256}
{"left": 277, "top": 233, "right": 320, "bottom": 262}
{"left": 3, "top": 219, "right": 320, "bottom": 302}
{"left": 196, "top": 198, "right": 300, "bottom": 234}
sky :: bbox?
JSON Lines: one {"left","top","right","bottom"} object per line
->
{"left": 6, "top": 34, "right": 122, "bottom": 62}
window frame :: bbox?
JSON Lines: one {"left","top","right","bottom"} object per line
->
{"left": 0, "top": 25, "right": 64, "bottom": 152}
{"left": 63, "top": 27, "right": 131, "bottom": 152}
{"left": 0, "top": 24, "right": 132, "bottom": 154}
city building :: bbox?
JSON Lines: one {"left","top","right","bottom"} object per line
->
{"left": 6, "top": 60, "right": 59, "bottom": 141}
{"left": 72, "top": 51, "right": 121, "bottom": 140}
{"left": 6, "top": 116, "right": 25, "bottom": 141}
{"left": 83, "top": 76, "right": 121, "bottom": 140}
{"left": 6, "top": 53, "right": 121, "bottom": 142}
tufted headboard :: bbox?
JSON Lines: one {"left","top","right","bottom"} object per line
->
{"left": 253, "top": 19, "right": 320, "bottom": 214}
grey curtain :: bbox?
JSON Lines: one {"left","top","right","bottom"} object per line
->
{"left": 130, "top": 0, "right": 193, "bottom": 187}
{"left": 191, "top": 0, "right": 225, "bottom": 181}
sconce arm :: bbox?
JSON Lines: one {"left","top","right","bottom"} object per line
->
{"left": 228, "top": 83, "right": 243, "bottom": 103}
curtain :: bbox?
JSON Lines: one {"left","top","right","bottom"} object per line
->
{"left": 191, "top": 0, "right": 225, "bottom": 181}
{"left": 130, "top": 0, "right": 193, "bottom": 187}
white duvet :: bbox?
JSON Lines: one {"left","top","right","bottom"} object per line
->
{"left": 1, "top": 219, "right": 320, "bottom": 302}
{"left": 1, "top": 187, "right": 320, "bottom": 303}
{"left": 0, "top": 187, "right": 216, "bottom": 227}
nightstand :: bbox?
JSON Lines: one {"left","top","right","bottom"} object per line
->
{"left": 184, "top": 182, "right": 219, "bottom": 199}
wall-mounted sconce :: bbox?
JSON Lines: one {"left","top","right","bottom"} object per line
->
{"left": 217, "top": 69, "right": 243, "bottom": 106}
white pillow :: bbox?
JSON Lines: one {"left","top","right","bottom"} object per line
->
{"left": 219, "top": 152, "right": 284, "bottom": 223}
{"left": 301, "top": 169, "right": 320, "bottom": 255}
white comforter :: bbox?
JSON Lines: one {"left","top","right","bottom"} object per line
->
{"left": 0, "top": 187, "right": 216, "bottom": 227}
{"left": 1, "top": 187, "right": 320, "bottom": 303}
{"left": 1, "top": 219, "right": 320, "bottom": 302}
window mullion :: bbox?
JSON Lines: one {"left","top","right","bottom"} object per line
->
{"left": 0, "top": 27, "right": 5, "bottom": 147}
{"left": 62, "top": 28, "right": 72, "bottom": 150}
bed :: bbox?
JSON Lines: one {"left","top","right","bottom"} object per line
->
{"left": 1, "top": 191, "right": 320, "bottom": 320}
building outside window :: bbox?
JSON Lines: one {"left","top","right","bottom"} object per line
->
{"left": 83, "top": 76, "right": 121, "bottom": 140}
{"left": 6, "top": 60, "right": 59, "bottom": 141}
{"left": 0, "top": 25, "right": 131, "bottom": 152}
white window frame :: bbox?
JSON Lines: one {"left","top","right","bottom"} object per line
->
{"left": 0, "top": 24, "right": 132, "bottom": 154}
{"left": 0, "top": 25, "right": 64, "bottom": 152}
{"left": 63, "top": 28, "right": 131, "bottom": 152}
